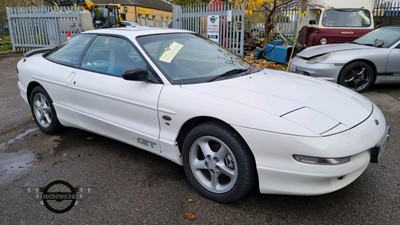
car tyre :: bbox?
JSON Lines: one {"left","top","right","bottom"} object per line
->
{"left": 30, "top": 86, "right": 63, "bottom": 133}
{"left": 182, "top": 122, "right": 256, "bottom": 203}
{"left": 338, "top": 61, "right": 375, "bottom": 92}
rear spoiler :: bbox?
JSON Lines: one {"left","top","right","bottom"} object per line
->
{"left": 24, "top": 47, "right": 55, "bottom": 58}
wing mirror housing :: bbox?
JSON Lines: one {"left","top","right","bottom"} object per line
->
{"left": 374, "top": 39, "right": 385, "bottom": 48}
{"left": 122, "top": 68, "right": 149, "bottom": 81}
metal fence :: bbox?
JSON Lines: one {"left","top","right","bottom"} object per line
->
{"left": 6, "top": 6, "right": 83, "bottom": 51}
{"left": 172, "top": 0, "right": 246, "bottom": 56}
{"left": 137, "top": 17, "right": 168, "bottom": 28}
{"left": 247, "top": 3, "right": 301, "bottom": 40}
{"left": 374, "top": 0, "right": 400, "bottom": 16}
{"left": 374, "top": 0, "right": 400, "bottom": 26}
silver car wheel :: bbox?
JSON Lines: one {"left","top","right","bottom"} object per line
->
{"left": 32, "top": 93, "right": 52, "bottom": 128}
{"left": 339, "top": 61, "right": 374, "bottom": 92}
{"left": 189, "top": 136, "right": 238, "bottom": 193}
{"left": 344, "top": 67, "right": 369, "bottom": 91}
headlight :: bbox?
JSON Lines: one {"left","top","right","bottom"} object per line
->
{"left": 293, "top": 154, "right": 351, "bottom": 165}
{"left": 320, "top": 38, "right": 328, "bottom": 45}
{"left": 307, "top": 52, "right": 334, "bottom": 64}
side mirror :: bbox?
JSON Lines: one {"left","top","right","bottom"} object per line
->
{"left": 374, "top": 39, "right": 385, "bottom": 48}
{"left": 309, "top": 20, "right": 316, "bottom": 25}
{"left": 122, "top": 68, "right": 148, "bottom": 81}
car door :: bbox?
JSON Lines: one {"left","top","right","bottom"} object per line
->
{"left": 41, "top": 34, "right": 95, "bottom": 126}
{"left": 69, "top": 35, "right": 163, "bottom": 154}
{"left": 386, "top": 43, "right": 400, "bottom": 80}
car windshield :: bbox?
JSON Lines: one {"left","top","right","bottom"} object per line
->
{"left": 353, "top": 27, "right": 400, "bottom": 48}
{"left": 322, "top": 9, "right": 371, "bottom": 27}
{"left": 137, "top": 33, "right": 251, "bottom": 84}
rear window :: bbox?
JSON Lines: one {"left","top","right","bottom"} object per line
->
{"left": 45, "top": 34, "right": 94, "bottom": 66}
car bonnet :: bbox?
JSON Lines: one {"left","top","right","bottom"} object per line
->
{"left": 181, "top": 69, "right": 373, "bottom": 135}
{"left": 297, "top": 43, "right": 373, "bottom": 59}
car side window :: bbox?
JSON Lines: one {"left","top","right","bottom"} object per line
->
{"left": 45, "top": 34, "right": 93, "bottom": 66}
{"left": 80, "top": 36, "right": 147, "bottom": 77}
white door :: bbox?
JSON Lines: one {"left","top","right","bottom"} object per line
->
{"left": 69, "top": 35, "right": 163, "bottom": 154}
{"left": 39, "top": 34, "right": 95, "bottom": 126}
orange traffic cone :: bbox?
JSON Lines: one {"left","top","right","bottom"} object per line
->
{"left": 67, "top": 31, "right": 71, "bottom": 40}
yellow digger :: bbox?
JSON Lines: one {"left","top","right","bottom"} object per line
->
{"left": 45, "top": 0, "right": 122, "bottom": 29}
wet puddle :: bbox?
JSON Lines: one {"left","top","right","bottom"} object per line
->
{"left": 0, "top": 128, "right": 38, "bottom": 151}
{"left": 0, "top": 128, "right": 39, "bottom": 187}
{"left": 0, "top": 148, "right": 37, "bottom": 187}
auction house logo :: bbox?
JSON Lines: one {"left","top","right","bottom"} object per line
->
{"left": 23, "top": 180, "right": 93, "bottom": 213}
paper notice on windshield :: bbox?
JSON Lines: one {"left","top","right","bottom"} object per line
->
{"left": 159, "top": 42, "right": 183, "bottom": 63}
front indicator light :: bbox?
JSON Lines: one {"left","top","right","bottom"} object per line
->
{"left": 293, "top": 155, "right": 350, "bottom": 165}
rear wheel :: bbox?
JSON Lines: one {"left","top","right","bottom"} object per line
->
{"left": 338, "top": 61, "right": 375, "bottom": 92}
{"left": 30, "top": 86, "right": 63, "bottom": 133}
{"left": 182, "top": 122, "right": 256, "bottom": 203}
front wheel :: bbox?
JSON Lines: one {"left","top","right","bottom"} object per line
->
{"left": 30, "top": 86, "right": 63, "bottom": 133}
{"left": 182, "top": 122, "right": 256, "bottom": 203}
{"left": 338, "top": 61, "right": 375, "bottom": 92}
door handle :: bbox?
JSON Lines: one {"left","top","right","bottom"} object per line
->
{"left": 67, "top": 71, "right": 76, "bottom": 84}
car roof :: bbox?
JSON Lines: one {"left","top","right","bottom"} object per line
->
{"left": 83, "top": 27, "right": 193, "bottom": 38}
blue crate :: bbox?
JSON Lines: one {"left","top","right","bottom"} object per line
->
{"left": 263, "top": 39, "right": 294, "bottom": 65}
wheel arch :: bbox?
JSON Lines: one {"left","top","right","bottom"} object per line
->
{"left": 175, "top": 116, "right": 258, "bottom": 175}
{"left": 178, "top": 116, "right": 259, "bottom": 201}
{"left": 26, "top": 81, "right": 43, "bottom": 105}
{"left": 176, "top": 117, "right": 253, "bottom": 157}
{"left": 337, "top": 59, "right": 377, "bottom": 84}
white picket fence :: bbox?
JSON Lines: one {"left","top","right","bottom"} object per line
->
{"left": 6, "top": 6, "right": 83, "bottom": 51}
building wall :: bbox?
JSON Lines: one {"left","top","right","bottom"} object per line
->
{"left": 120, "top": 5, "right": 172, "bottom": 24}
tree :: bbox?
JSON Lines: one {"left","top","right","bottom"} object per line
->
{"left": 0, "top": 0, "right": 43, "bottom": 36}
{"left": 171, "top": 0, "right": 210, "bottom": 5}
{"left": 235, "top": 0, "right": 306, "bottom": 44}
{"left": 172, "top": 0, "right": 307, "bottom": 44}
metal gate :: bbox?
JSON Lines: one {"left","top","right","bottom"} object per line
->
{"left": 374, "top": 0, "right": 400, "bottom": 26}
{"left": 172, "top": 0, "right": 246, "bottom": 56}
{"left": 6, "top": 6, "right": 83, "bottom": 51}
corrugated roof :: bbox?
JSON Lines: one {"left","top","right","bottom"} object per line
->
{"left": 92, "top": 0, "right": 172, "bottom": 12}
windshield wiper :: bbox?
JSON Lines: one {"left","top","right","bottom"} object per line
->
{"left": 349, "top": 41, "right": 374, "bottom": 46}
{"left": 246, "top": 65, "right": 263, "bottom": 74}
{"left": 348, "top": 41, "right": 360, "bottom": 45}
{"left": 360, "top": 43, "right": 374, "bottom": 46}
{"left": 208, "top": 68, "right": 248, "bottom": 82}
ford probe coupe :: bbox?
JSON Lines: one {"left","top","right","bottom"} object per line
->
{"left": 17, "top": 27, "right": 390, "bottom": 202}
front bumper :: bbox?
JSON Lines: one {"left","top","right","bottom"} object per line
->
{"left": 289, "top": 57, "right": 342, "bottom": 82}
{"left": 233, "top": 103, "right": 388, "bottom": 195}
{"left": 18, "top": 81, "right": 29, "bottom": 104}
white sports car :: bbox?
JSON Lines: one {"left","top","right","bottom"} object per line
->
{"left": 17, "top": 27, "right": 390, "bottom": 203}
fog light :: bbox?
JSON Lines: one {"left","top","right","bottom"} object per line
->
{"left": 293, "top": 155, "right": 350, "bottom": 165}
{"left": 320, "top": 38, "right": 328, "bottom": 45}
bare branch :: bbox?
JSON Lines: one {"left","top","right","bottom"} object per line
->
{"left": 276, "top": 0, "right": 296, "bottom": 9}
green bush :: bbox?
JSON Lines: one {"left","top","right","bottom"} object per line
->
{"left": 0, "top": 42, "right": 12, "bottom": 51}
{"left": 0, "top": 35, "right": 12, "bottom": 51}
